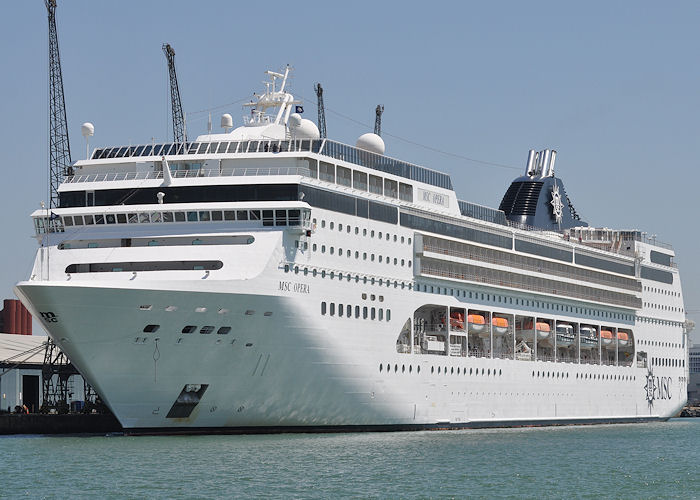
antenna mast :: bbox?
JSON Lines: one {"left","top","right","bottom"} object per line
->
{"left": 374, "top": 104, "right": 384, "bottom": 136}
{"left": 162, "top": 43, "right": 187, "bottom": 145}
{"left": 315, "top": 83, "right": 327, "bottom": 139}
{"left": 45, "top": 0, "right": 72, "bottom": 209}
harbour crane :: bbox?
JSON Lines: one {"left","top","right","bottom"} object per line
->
{"left": 162, "top": 43, "right": 187, "bottom": 146}
{"left": 374, "top": 104, "right": 384, "bottom": 136}
{"left": 45, "top": 0, "right": 71, "bottom": 210}
{"left": 315, "top": 83, "right": 327, "bottom": 139}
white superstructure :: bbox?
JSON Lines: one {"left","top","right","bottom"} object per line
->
{"left": 15, "top": 68, "right": 691, "bottom": 432}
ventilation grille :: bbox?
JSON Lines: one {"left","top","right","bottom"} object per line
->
{"left": 499, "top": 181, "right": 543, "bottom": 216}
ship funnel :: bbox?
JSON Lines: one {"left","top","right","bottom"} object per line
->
{"left": 540, "top": 150, "right": 551, "bottom": 179}
{"left": 526, "top": 149, "right": 536, "bottom": 176}
{"left": 547, "top": 150, "right": 557, "bottom": 177}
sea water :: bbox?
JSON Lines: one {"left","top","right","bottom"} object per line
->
{"left": 1, "top": 419, "right": 698, "bottom": 499}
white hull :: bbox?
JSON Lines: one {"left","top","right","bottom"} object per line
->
{"left": 15, "top": 277, "right": 684, "bottom": 431}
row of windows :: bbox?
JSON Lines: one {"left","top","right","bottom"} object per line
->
{"left": 283, "top": 264, "right": 414, "bottom": 290}
{"left": 414, "top": 283, "right": 635, "bottom": 322}
{"left": 65, "top": 260, "right": 223, "bottom": 274}
{"left": 420, "top": 258, "right": 642, "bottom": 309}
{"left": 401, "top": 212, "right": 512, "bottom": 250}
{"left": 90, "top": 138, "right": 452, "bottom": 191}
{"left": 651, "top": 357, "right": 685, "bottom": 368}
{"left": 312, "top": 244, "right": 412, "bottom": 267}
{"left": 639, "top": 339, "right": 683, "bottom": 349}
{"left": 423, "top": 235, "right": 640, "bottom": 292}
{"left": 312, "top": 160, "right": 414, "bottom": 203}
{"left": 377, "top": 364, "right": 636, "bottom": 381}
{"left": 59, "top": 184, "right": 299, "bottom": 208}
{"left": 302, "top": 186, "right": 398, "bottom": 224}
{"left": 644, "top": 302, "right": 683, "bottom": 313}
{"left": 320, "top": 302, "right": 392, "bottom": 321}
{"left": 143, "top": 324, "right": 232, "bottom": 335}
{"left": 644, "top": 285, "right": 680, "bottom": 297}
{"left": 637, "top": 316, "right": 684, "bottom": 327}
{"left": 641, "top": 266, "right": 674, "bottom": 285}
{"left": 315, "top": 219, "right": 411, "bottom": 245}
{"left": 322, "top": 139, "right": 453, "bottom": 190}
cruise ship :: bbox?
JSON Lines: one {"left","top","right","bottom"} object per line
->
{"left": 15, "top": 68, "right": 691, "bottom": 432}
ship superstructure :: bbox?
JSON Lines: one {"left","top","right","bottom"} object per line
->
{"left": 15, "top": 68, "right": 691, "bottom": 432}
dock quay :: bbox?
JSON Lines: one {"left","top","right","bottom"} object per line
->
{"left": 0, "top": 413, "right": 122, "bottom": 435}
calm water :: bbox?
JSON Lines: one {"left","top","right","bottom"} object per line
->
{"left": 2, "top": 419, "right": 698, "bottom": 499}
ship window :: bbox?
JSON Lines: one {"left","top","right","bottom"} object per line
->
{"left": 250, "top": 210, "right": 261, "bottom": 221}
{"left": 353, "top": 171, "right": 368, "bottom": 191}
{"left": 363, "top": 307, "right": 368, "bottom": 319}
{"left": 139, "top": 213, "right": 150, "bottom": 223}
{"left": 275, "top": 210, "right": 287, "bottom": 226}
{"left": 162, "top": 212, "right": 173, "bottom": 223}
{"left": 330, "top": 303, "right": 335, "bottom": 316}
{"left": 308, "top": 159, "right": 318, "bottom": 178}
{"left": 199, "top": 211, "right": 211, "bottom": 222}
{"left": 321, "top": 302, "right": 326, "bottom": 315}
{"left": 84, "top": 216, "right": 95, "bottom": 225}
{"left": 73, "top": 216, "right": 84, "bottom": 225}
{"left": 399, "top": 183, "right": 413, "bottom": 202}
{"left": 384, "top": 179, "right": 398, "bottom": 198}
{"left": 143, "top": 324, "right": 160, "bottom": 333}
{"left": 369, "top": 175, "right": 383, "bottom": 195}
{"left": 355, "top": 306, "right": 360, "bottom": 318}
{"left": 288, "top": 210, "right": 301, "bottom": 226}
{"left": 319, "top": 161, "right": 335, "bottom": 182}
{"left": 63, "top": 216, "right": 73, "bottom": 226}
{"left": 200, "top": 326, "right": 214, "bottom": 334}
{"left": 182, "top": 325, "right": 196, "bottom": 334}
{"left": 378, "top": 309, "right": 384, "bottom": 321}
{"left": 95, "top": 215, "right": 105, "bottom": 224}
{"left": 151, "top": 212, "right": 162, "bottom": 223}
{"left": 337, "top": 166, "right": 352, "bottom": 187}
{"left": 186, "top": 211, "right": 197, "bottom": 222}
{"left": 386, "top": 309, "right": 391, "bottom": 321}
{"left": 235, "top": 210, "right": 247, "bottom": 221}
{"left": 338, "top": 304, "right": 344, "bottom": 317}
{"left": 371, "top": 307, "right": 376, "bottom": 320}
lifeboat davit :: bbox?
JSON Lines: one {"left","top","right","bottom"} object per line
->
{"left": 600, "top": 330, "right": 613, "bottom": 346}
{"left": 492, "top": 317, "right": 509, "bottom": 336}
{"left": 579, "top": 326, "right": 597, "bottom": 349}
{"left": 468, "top": 314, "right": 487, "bottom": 335}
{"left": 617, "top": 331, "right": 629, "bottom": 347}
{"left": 556, "top": 323, "right": 575, "bottom": 346}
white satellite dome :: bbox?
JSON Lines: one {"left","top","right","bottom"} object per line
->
{"left": 81, "top": 122, "right": 94, "bottom": 137}
{"left": 289, "top": 114, "right": 320, "bottom": 139}
{"left": 356, "top": 133, "right": 385, "bottom": 155}
{"left": 288, "top": 113, "right": 303, "bottom": 128}
{"left": 220, "top": 113, "right": 233, "bottom": 132}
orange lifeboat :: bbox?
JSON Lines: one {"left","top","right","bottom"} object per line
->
{"left": 523, "top": 321, "right": 551, "bottom": 340}
{"left": 600, "top": 330, "right": 613, "bottom": 346}
{"left": 492, "top": 317, "right": 509, "bottom": 336}
{"left": 617, "top": 331, "right": 629, "bottom": 347}
{"left": 449, "top": 311, "right": 465, "bottom": 331}
{"left": 468, "top": 314, "right": 487, "bottom": 334}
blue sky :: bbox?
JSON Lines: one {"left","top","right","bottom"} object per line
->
{"left": 1, "top": 0, "right": 699, "bottom": 342}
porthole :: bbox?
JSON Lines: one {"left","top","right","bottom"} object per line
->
{"left": 182, "top": 325, "right": 196, "bottom": 334}
{"left": 143, "top": 324, "right": 160, "bottom": 333}
{"left": 379, "top": 364, "right": 383, "bottom": 372}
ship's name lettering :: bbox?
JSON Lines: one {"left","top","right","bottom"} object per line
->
{"left": 278, "top": 281, "right": 310, "bottom": 294}
{"left": 418, "top": 188, "right": 449, "bottom": 207}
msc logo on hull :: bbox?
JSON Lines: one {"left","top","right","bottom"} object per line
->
{"left": 39, "top": 311, "right": 58, "bottom": 323}
{"left": 644, "top": 368, "right": 672, "bottom": 406}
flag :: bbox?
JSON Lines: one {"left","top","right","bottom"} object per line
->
{"left": 295, "top": 105, "right": 304, "bottom": 113}
{"left": 49, "top": 212, "right": 59, "bottom": 220}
